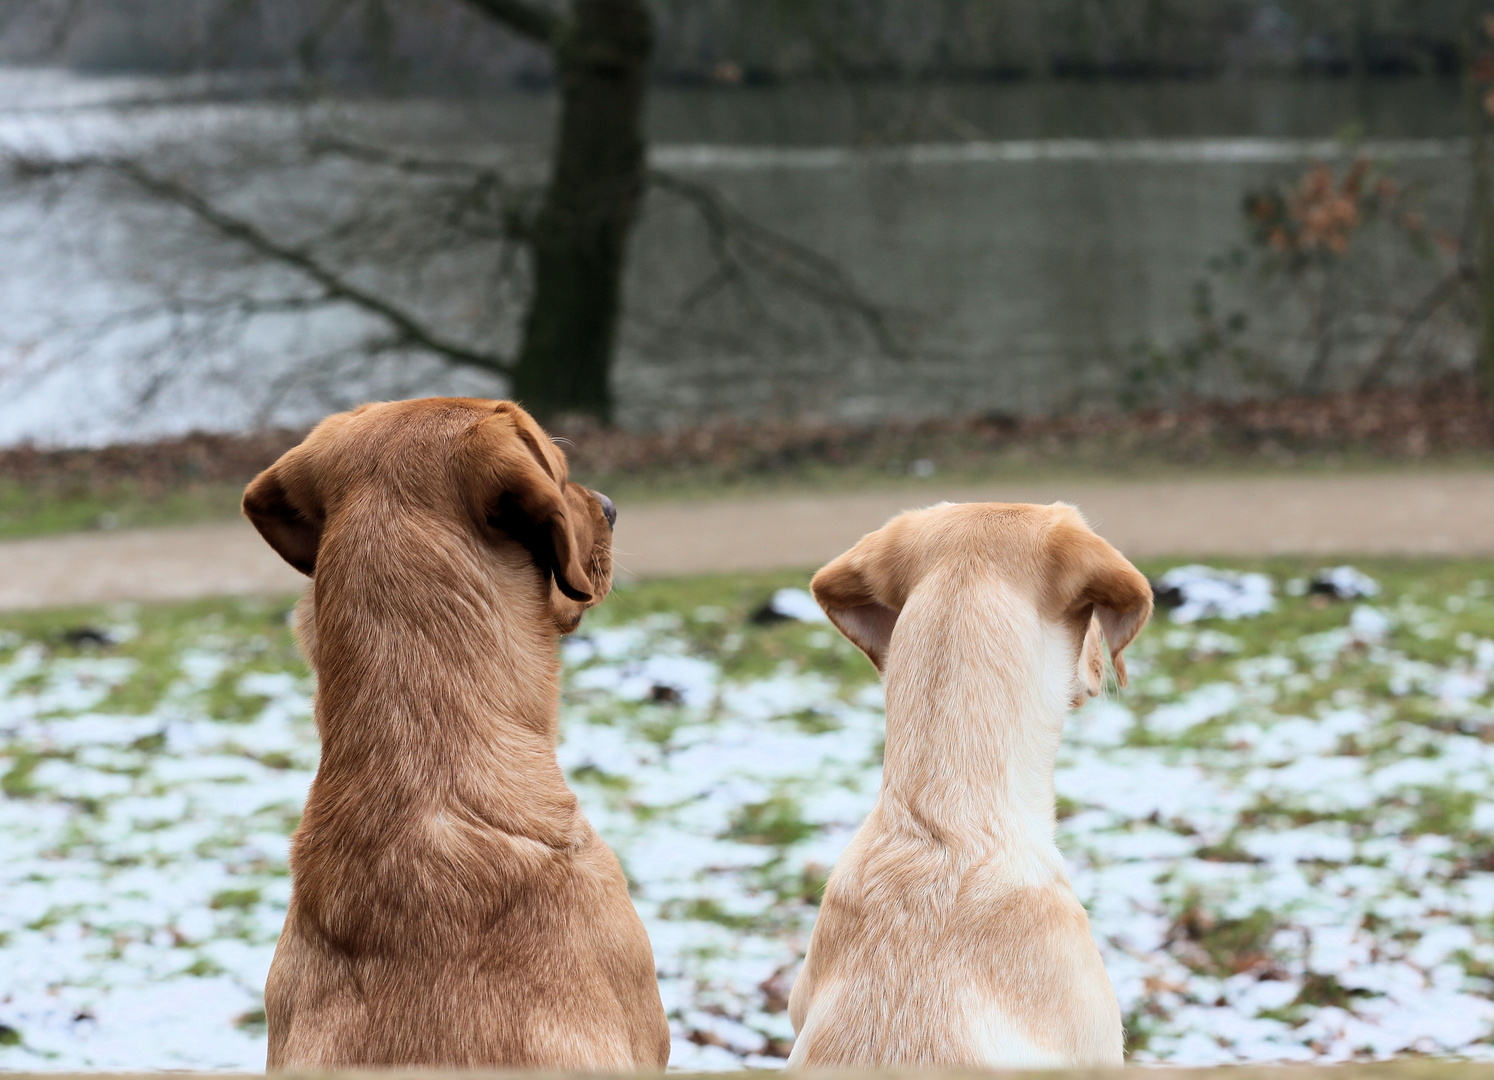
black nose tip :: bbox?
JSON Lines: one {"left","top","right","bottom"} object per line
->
{"left": 593, "top": 490, "right": 616, "bottom": 530}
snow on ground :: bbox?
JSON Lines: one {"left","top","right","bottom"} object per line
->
{"left": 2, "top": 566, "right": 1494, "bottom": 1068}
{"left": 1154, "top": 564, "right": 1277, "bottom": 623}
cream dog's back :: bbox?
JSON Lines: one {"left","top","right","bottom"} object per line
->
{"left": 788, "top": 502, "right": 1152, "bottom": 1068}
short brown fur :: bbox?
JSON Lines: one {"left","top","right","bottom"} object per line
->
{"left": 242, "top": 398, "right": 668, "bottom": 1070}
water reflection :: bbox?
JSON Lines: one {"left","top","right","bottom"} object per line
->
{"left": 648, "top": 77, "right": 1462, "bottom": 145}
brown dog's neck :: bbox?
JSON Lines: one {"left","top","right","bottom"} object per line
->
{"left": 879, "top": 575, "right": 1066, "bottom": 851}
{"left": 299, "top": 521, "right": 581, "bottom": 841}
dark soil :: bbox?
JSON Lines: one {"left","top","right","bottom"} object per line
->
{"left": 560, "top": 377, "right": 1494, "bottom": 482}
{"left": 3, "top": 378, "right": 1492, "bottom": 500}
{"left": 0, "top": 428, "right": 306, "bottom": 498}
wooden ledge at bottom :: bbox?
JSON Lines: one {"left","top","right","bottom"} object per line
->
{"left": 6, "top": 1064, "right": 1490, "bottom": 1080}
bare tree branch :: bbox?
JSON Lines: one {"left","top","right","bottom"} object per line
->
{"left": 85, "top": 294, "right": 336, "bottom": 335}
{"left": 309, "top": 134, "right": 536, "bottom": 240}
{"left": 300, "top": 139, "right": 900, "bottom": 359}
{"left": 1358, "top": 266, "right": 1476, "bottom": 390}
{"left": 254, "top": 334, "right": 410, "bottom": 424}
{"left": 200, "top": 0, "right": 272, "bottom": 68}
{"left": 459, "top": 0, "right": 561, "bottom": 45}
{"left": 309, "top": 134, "right": 500, "bottom": 177}
{"left": 5, "top": 151, "right": 514, "bottom": 378}
{"left": 648, "top": 169, "right": 905, "bottom": 358}
{"left": 291, "top": 0, "right": 360, "bottom": 75}
{"left": 45, "top": 0, "right": 85, "bottom": 53}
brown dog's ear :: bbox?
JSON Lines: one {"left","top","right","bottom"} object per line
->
{"left": 473, "top": 407, "right": 593, "bottom": 603}
{"left": 1053, "top": 520, "right": 1152, "bottom": 688}
{"left": 811, "top": 552, "right": 899, "bottom": 672}
{"left": 242, "top": 466, "right": 321, "bottom": 576}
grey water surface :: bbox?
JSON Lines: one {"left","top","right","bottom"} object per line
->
{"left": 0, "top": 70, "right": 1469, "bottom": 444}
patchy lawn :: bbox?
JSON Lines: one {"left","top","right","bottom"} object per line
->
{"left": 0, "top": 480, "right": 249, "bottom": 542}
{"left": 1, "top": 560, "right": 1493, "bottom": 1068}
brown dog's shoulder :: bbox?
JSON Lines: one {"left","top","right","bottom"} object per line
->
{"left": 249, "top": 398, "right": 657, "bottom": 1070}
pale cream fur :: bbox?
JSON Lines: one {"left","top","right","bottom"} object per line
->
{"left": 787, "top": 501, "right": 1152, "bottom": 1068}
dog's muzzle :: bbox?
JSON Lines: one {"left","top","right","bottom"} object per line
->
{"left": 592, "top": 490, "right": 617, "bottom": 530}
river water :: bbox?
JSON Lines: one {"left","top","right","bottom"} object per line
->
{"left": 0, "top": 70, "right": 1468, "bottom": 445}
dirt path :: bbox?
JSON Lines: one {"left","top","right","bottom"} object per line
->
{"left": 4, "top": 471, "right": 1493, "bottom": 611}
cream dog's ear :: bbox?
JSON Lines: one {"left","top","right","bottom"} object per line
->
{"left": 1052, "top": 521, "right": 1152, "bottom": 687}
{"left": 811, "top": 551, "right": 900, "bottom": 672}
{"left": 243, "top": 463, "right": 322, "bottom": 576}
{"left": 468, "top": 403, "right": 594, "bottom": 603}
{"left": 1075, "top": 615, "right": 1106, "bottom": 704}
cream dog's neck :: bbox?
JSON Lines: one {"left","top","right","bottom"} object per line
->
{"left": 878, "top": 572, "right": 1071, "bottom": 857}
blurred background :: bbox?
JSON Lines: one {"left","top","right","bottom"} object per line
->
{"left": 4, "top": 0, "right": 1494, "bottom": 1073}
{"left": 0, "top": 0, "right": 1480, "bottom": 447}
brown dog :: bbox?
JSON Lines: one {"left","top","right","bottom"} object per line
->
{"left": 242, "top": 398, "right": 669, "bottom": 1070}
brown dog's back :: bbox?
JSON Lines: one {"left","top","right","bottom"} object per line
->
{"left": 268, "top": 833, "right": 660, "bottom": 1067}
{"left": 244, "top": 399, "right": 668, "bottom": 1069}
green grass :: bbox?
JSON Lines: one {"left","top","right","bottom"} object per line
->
{"left": 593, "top": 556, "right": 1494, "bottom": 720}
{"left": 2, "top": 557, "right": 1489, "bottom": 727}
{"left": 0, "top": 595, "right": 303, "bottom": 730}
{"left": 0, "top": 480, "right": 247, "bottom": 542}
{"left": 592, "top": 569, "right": 874, "bottom": 686}
{"left": 4, "top": 556, "right": 1494, "bottom": 1065}
{"left": 3, "top": 449, "right": 1493, "bottom": 543}
{"left": 581, "top": 448, "right": 1494, "bottom": 509}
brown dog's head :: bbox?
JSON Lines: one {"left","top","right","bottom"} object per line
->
{"left": 810, "top": 501, "right": 1151, "bottom": 704}
{"left": 241, "top": 398, "right": 614, "bottom": 632}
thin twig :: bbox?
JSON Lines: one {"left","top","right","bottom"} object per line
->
{"left": 45, "top": 0, "right": 85, "bottom": 53}
{"left": 459, "top": 0, "right": 561, "bottom": 44}
{"left": 309, "top": 135, "right": 499, "bottom": 178}
{"left": 648, "top": 168, "right": 905, "bottom": 358}
{"left": 5, "top": 152, "right": 514, "bottom": 378}
{"left": 1358, "top": 266, "right": 1475, "bottom": 390}
{"left": 309, "top": 135, "right": 533, "bottom": 239}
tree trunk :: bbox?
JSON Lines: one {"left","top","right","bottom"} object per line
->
{"left": 511, "top": 0, "right": 652, "bottom": 423}
{"left": 1464, "top": 2, "right": 1494, "bottom": 400}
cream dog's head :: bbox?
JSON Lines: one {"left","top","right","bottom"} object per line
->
{"left": 242, "top": 398, "right": 614, "bottom": 637}
{"left": 811, "top": 501, "right": 1151, "bottom": 704}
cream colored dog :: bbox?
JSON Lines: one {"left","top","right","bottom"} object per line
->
{"left": 787, "top": 501, "right": 1152, "bottom": 1068}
